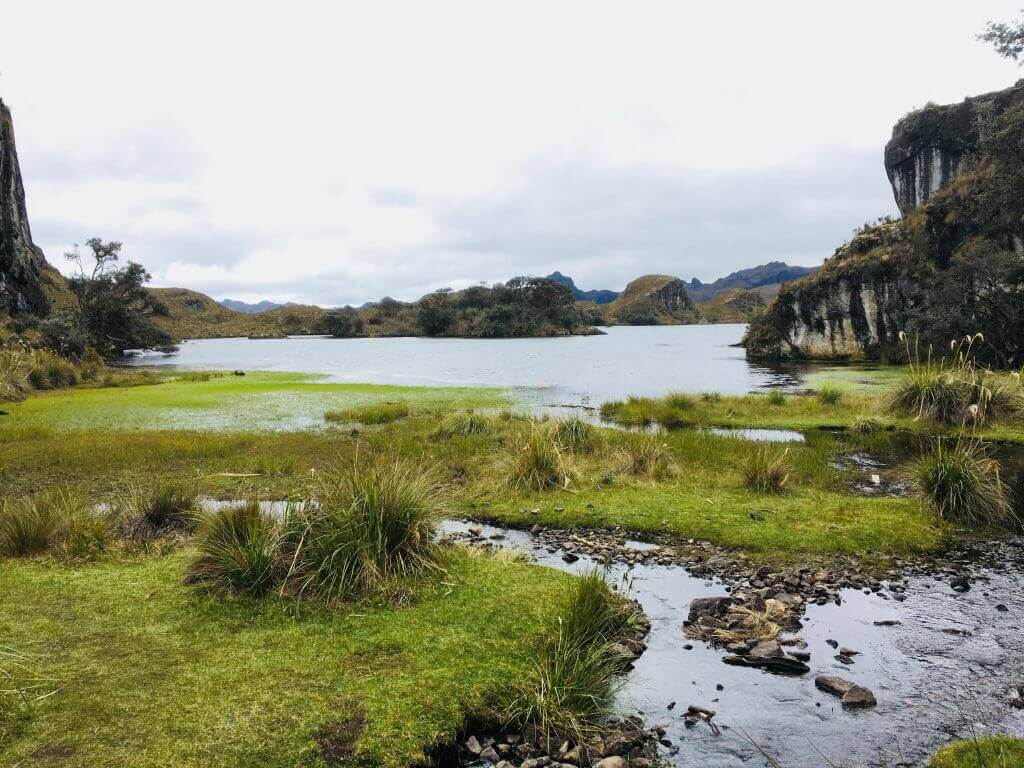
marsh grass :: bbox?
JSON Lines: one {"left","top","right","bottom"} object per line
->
{"left": 599, "top": 396, "right": 692, "bottom": 429}
{"left": 550, "top": 417, "right": 600, "bottom": 454}
{"left": 741, "top": 446, "right": 791, "bottom": 494}
{"left": 287, "top": 459, "right": 446, "bottom": 601}
{"left": 26, "top": 350, "right": 80, "bottom": 390}
{"left": 178, "top": 371, "right": 226, "bottom": 383}
{"left": 613, "top": 432, "right": 675, "bottom": 479}
{"left": 0, "top": 348, "right": 34, "bottom": 402}
{"left": 852, "top": 416, "right": 885, "bottom": 435}
{"left": 911, "top": 439, "right": 1017, "bottom": 527}
{"left": 0, "top": 498, "right": 59, "bottom": 557}
{"left": 501, "top": 570, "right": 637, "bottom": 747}
{"left": 816, "top": 385, "right": 843, "bottom": 405}
{"left": 664, "top": 392, "right": 696, "bottom": 411}
{"left": 325, "top": 401, "right": 411, "bottom": 425}
{"left": 98, "top": 369, "right": 163, "bottom": 388}
{"left": 502, "top": 427, "right": 575, "bottom": 492}
{"left": 432, "top": 412, "right": 490, "bottom": 440}
{"left": 766, "top": 390, "right": 788, "bottom": 406}
{"left": 186, "top": 501, "right": 283, "bottom": 596}
{"left": 930, "top": 736, "right": 1024, "bottom": 768}
{"left": 114, "top": 480, "right": 199, "bottom": 541}
{"left": 248, "top": 453, "right": 298, "bottom": 477}
{"left": 0, "top": 488, "right": 113, "bottom": 562}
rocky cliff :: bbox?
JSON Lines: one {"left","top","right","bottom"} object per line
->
{"left": 604, "top": 275, "right": 700, "bottom": 325}
{"left": 747, "top": 79, "right": 1024, "bottom": 363}
{"left": 0, "top": 98, "right": 48, "bottom": 316}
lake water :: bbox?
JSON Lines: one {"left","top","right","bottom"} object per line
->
{"left": 127, "top": 325, "right": 808, "bottom": 407}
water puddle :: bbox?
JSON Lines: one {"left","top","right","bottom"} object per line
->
{"left": 706, "top": 427, "right": 806, "bottom": 443}
{"left": 440, "top": 520, "right": 1024, "bottom": 767}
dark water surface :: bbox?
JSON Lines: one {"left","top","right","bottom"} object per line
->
{"left": 126, "top": 325, "right": 809, "bottom": 406}
{"left": 440, "top": 521, "right": 1024, "bottom": 768}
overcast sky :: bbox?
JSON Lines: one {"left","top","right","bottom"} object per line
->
{"left": 3, "top": 1, "right": 1022, "bottom": 306}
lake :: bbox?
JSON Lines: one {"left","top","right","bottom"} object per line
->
{"left": 126, "top": 324, "right": 808, "bottom": 407}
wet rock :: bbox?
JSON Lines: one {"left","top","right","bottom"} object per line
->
{"left": 495, "top": 761, "right": 515, "bottom": 768}
{"left": 479, "top": 746, "right": 501, "bottom": 763}
{"left": 686, "top": 596, "right": 733, "bottom": 623}
{"left": 748, "top": 640, "right": 784, "bottom": 659}
{"left": 815, "top": 675, "right": 855, "bottom": 696}
{"left": 950, "top": 575, "right": 971, "bottom": 592}
{"left": 842, "top": 686, "right": 877, "bottom": 708}
{"left": 723, "top": 655, "right": 809, "bottom": 675}
{"left": 995, "top": 603, "right": 1009, "bottom": 612}
{"left": 593, "top": 757, "right": 626, "bottom": 768}
{"left": 465, "top": 736, "right": 483, "bottom": 755}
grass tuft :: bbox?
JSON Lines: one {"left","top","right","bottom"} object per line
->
{"left": 431, "top": 412, "right": 490, "bottom": 440}
{"left": 502, "top": 427, "right": 574, "bottom": 492}
{"left": 0, "top": 498, "right": 59, "bottom": 557}
{"left": 816, "top": 385, "right": 843, "bottom": 405}
{"left": 911, "top": 439, "right": 1017, "bottom": 527}
{"left": 852, "top": 416, "right": 885, "bottom": 435}
{"left": 766, "top": 390, "right": 788, "bottom": 406}
{"left": 740, "top": 446, "right": 791, "bottom": 494}
{"left": 186, "top": 501, "right": 283, "bottom": 596}
{"left": 550, "top": 417, "right": 600, "bottom": 454}
{"left": 288, "top": 459, "right": 446, "bottom": 600}
{"left": 613, "top": 433, "right": 675, "bottom": 480}
{"left": 114, "top": 481, "right": 199, "bottom": 541}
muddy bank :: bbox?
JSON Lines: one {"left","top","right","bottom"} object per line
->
{"left": 441, "top": 521, "right": 1024, "bottom": 767}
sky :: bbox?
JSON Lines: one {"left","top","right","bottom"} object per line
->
{"left": 3, "top": 1, "right": 1023, "bottom": 306}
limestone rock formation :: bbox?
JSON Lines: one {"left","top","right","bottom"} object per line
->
{"left": 885, "top": 80, "right": 1024, "bottom": 215}
{"left": 0, "top": 98, "right": 48, "bottom": 316}
{"left": 605, "top": 274, "right": 700, "bottom": 325}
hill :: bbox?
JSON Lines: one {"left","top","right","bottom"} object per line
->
{"left": 603, "top": 274, "right": 700, "bottom": 325}
{"left": 699, "top": 288, "right": 767, "bottom": 323}
{"left": 219, "top": 298, "right": 293, "bottom": 313}
{"left": 150, "top": 288, "right": 325, "bottom": 339}
{"left": 686, "top": 262, "right": 818, "bottom": 303}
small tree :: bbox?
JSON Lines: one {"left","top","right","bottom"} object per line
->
{"left": 980, "top": 13, "right": 1024, "bottom": 63}
{"left": 417, "top": 289, "right": 455, "bottom": 336}
{"left": 64, "top": 238, "right": 176, "bottom": 356}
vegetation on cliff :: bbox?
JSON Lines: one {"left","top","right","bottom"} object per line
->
{"left": 602, "top": 274, "right": 700, "bottom": 325}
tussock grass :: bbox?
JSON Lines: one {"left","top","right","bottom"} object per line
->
{"left": 186, "top": 501, "right": 283, "bottom": 596}
{"left": 178, "top": 371, "right": 225, "bottom": 383}
{"left": 0, "top": 488, "right": 112, "bottom": 562}
{"left": 911, "top": 439, "right": 1017, "bottom": 527}
{"left": 613, "top": 432, "right": 675, "bottom": 479}
{"left": 98, "top": 369, "right": 162, "bottom": 388}
{"left": 501, "top": 570, "right": 638, "bottom": 746}
{"left": 766, "top": 390, "right": 788, "bottom": 406}
{"left": 0, "top": 348, "right": 34, "bottom": 402}
{"left": 816, "top": 385, "right": 843, "bottom": 405}
{"left": 248, "top": 454, "right": 298, "bottom": 477}
{"left": 550, "top": 417, "right": 600, "bottom": 454}
{"left": 432, "top": 412, "right": 490, "bottom": 440}
{"left": 0, "top": 498, "right": 59, "bottom": 557}
{"left": 27, "top": 350, "right": 80, "bottom": 390}
{"left": 325, "top": 401, "right": 411, "bottom": 425}
{"left": 852, "top": 416, "right": 885, "bottom": 434}
{"left": 502, "top": 427, "right": 574, "bottom": 492}
{"left": 113, "top": 481, "right": 199, "bottom": 541}
{"left": 664, "top": 391, "right": 696, "bottom": 411}
{"left": 741, "top": 446, "right": 791, "bottom": 494}
{"left": 599, "top": 396, "right": 691, "bottom": 429}
{"left": 287, "top": 459, "right": 446, "bottom": 600}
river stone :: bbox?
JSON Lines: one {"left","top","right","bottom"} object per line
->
{"left": 465, "top": 736, "right": 483, "bottom": 755}
{"left": 815, "top": 675, "right": 855, "bottom": 696}
{"left": 479, "top": 746, "right": 501, "bottom": 763}
{"left": 593, "top": 757, "right": 627, "bottom": 768}
{"left": 686, "top": 596, "right": 733, "bottom": 623}
{"left": 723, "top": 655, "right": 809, "bottom": 675}
{"left": 748, "top": 640, "right": 784, "bottom": 659}
{"left": 842, "top": 685, "right": 877, "bottom": 707}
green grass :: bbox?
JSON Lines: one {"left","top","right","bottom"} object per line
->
{"left": 0, "top": 551, "right": 566, "bottom": 768}
{"left": 0, "top": 372, "right": 507, "bottom": 432}
{"left": 186, "top": 501, "right": 283, "bottom": 596}
{"left": 930, "top": 737, "right": 1024, "bottom": 768}
{"left": 325, "top": 401, "right": 411, "bottom": 425}
{"left": 911, "top": 439, "right": 1017, "bottom": 527}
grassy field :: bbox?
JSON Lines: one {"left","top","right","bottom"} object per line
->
{"left": 0, "top": 551, "right": 565, "bottom": 768}
{"left": 930, "top": 737, "right": 1024, "bottom": 768}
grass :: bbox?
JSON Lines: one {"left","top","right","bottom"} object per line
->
{"left": 113, "top": 481, "right": 199, "bottom": 541}
{"left": 0, "top": 497, "right": 59, "bottom": 557}
{"left": 326, "top": 401, "right": 411, "bottom": 425}
{"left": 0, "top": 488, "right": 113, "bottom": 561}
{"left": 288, "top": 459, "right": 446, "bottom": 600}
{"left": 550, "top": 416, "right": 600, "bottom": 454}
{"left": 910, "top": 439, "right": 1017, "bottom": 527}
{"left": 930, "top": 737, "right": 1024, "bottom": 767}
{"left": 432, "top": 412, "right": 491, "bottom": 439}
{"left": 740, "top": 446, "right": 791, "bottom": 494}
{"left": 0, "top": 550, "right": 567, "bottom": 768}
{"left": 1, "top": 645, "right": 53, "bottom": 746}
{"left": 186, "top": 501, "right": 283, "bottom": 596}
{"left": 816, "top": 384, "right": 843, "bottom": 405}
{"left": 613, "top": 432, "right": 675, "bottom": 479}
{"left": 0, "top": 371, "right": 506, "bottom": 431}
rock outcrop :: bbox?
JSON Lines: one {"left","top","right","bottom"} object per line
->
{"left": 885, "top": 80, "right": 1024, "bottom": 216}
{"left": 0, "top": 98, "right": 48, "bottom": 316}
{"left": 747, "top": 79, "right": 1024, "bottom": 362}
{"left": 605, "top": 274, "right": 700, "bottom": 325}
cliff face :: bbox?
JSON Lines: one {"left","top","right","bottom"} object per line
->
{"left": 0, "top": 99, "right": 48, "bottom": 316}
{"left": 748, "top": 79, "right": 1024, "bottom": 362}
{"left": 884, "top": 80, "right": 1024, "bottom": 216}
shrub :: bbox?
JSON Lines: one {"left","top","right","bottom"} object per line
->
{"left": 741, "top": 446, "right": 791, "bottom": 494}
{"left": 325, "top": 401, "right": 410, "bottom": 425}
{"left": 186, "top": 502, "right": 282, "bottom": 596}
{"left": 114, "top": 481, "right": 199, "bottom": 541}
{"left": 911, "top": 439, "right": 1016, "bottom": 526}
{"left": 614, "top": 433, "right": 675, "bottom": 479}
{"left": 766, "top": 390, "right": 788, "bottom": 406}
{"left": 432, "top": 412, "right": 490, "bottom": 439}
{"left": 502, "top": 427, "right": 574, "bottom": 492}
{"left": 816, "top": 385, "right": 843, "bottom": 405}
{"left": 0, "top": 498, "right": 59, "bottom": 557}
{"left": 288, "top": 459, "right": 445, "bottom": 600}
{"left": 550, "top": 417, "right": 600, "bottom": 454}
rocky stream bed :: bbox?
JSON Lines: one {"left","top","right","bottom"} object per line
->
{"left": 439, "top": 520, "right": 1024, "bottom": 768}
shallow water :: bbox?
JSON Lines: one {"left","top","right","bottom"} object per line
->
{"left": 125, "top": 325, "right": 811, "bottom": 408}
{"left": 439, "top": 521, "right": 1024, "bottom": 767}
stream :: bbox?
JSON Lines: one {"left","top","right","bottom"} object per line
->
{"left": 439, "top": 520, "right": 1024, "bottom": 768}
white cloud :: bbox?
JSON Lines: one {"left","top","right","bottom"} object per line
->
{"left": 3, "top": 0, "right": 1022, "bottom": 305}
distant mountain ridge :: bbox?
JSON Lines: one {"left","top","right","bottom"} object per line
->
{"left": 545, "top": 271, "right": 619, "bottom": 304}
{"left": 219, "top": 298, "right": 294, "bottom": 313}
{"left": 686, "top": 262, "right": 818, "bottom": 303}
